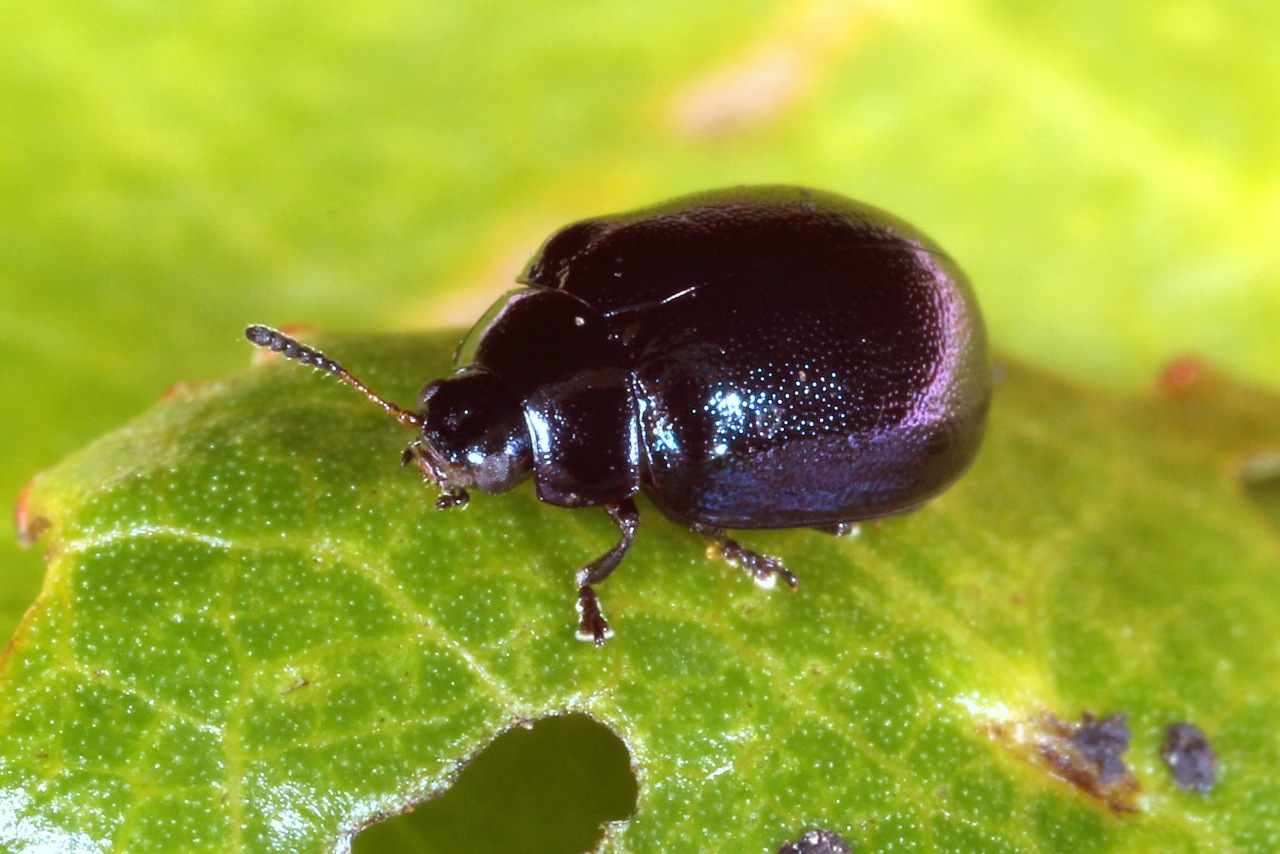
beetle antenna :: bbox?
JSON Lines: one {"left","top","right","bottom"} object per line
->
{"left": 244, "top": 325, "right": 422, "bottom": 429}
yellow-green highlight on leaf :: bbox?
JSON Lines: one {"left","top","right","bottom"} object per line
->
{"left": 4, "top": 331, "right": 1279, "bottom": 851}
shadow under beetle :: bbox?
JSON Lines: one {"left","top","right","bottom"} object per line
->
{"left": 246, "top": 185, "right": 991, "bottom": 646}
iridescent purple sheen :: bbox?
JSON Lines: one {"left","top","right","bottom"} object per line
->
{"left": 512, "top": 185, "right": 990, "bottom": 529}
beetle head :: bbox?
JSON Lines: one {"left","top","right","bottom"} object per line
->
{"left": 406, "top": 370, "right": 532, "bottom": 508}
{"left": 244, "top": 325, "right": 532, "bottom": 510}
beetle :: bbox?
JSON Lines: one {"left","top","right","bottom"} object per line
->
{"left": 246, "top": 185, "right": 990, "bottom": 646}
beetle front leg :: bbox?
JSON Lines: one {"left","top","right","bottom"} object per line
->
{"left": 693, "top": 523, "right": 800, "bottom": 590}
{"left": 575, "top": 498, "right": 640, "bottom": 647}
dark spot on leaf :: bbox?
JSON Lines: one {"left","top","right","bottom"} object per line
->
{"left": 988, "top": 710, "right": 1139, "bottom": 812}
{"left": 1162, "top": 722, "right": 1218, "bottom": 793}
{"left": 778, "top": 828, "right": 853, "bottom": 854}
{"left": 281, "top": 676, "right": 310, "bottom": 696}
{"left": 351, "top": 713, "right": 636, "bottom": 854}
{"left": 1068, "top": 712, "right": 1132, "bottom": 786}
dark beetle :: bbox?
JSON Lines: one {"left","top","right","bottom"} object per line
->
{"left": 246, "top": 185, "right": 990, "bottom": 645}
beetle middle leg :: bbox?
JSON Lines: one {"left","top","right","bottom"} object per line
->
{"left": 575, "top": 498, "right": 640, "bottom": 647}
{"left": 692, "top": 523, "right": 800, "bottom": 590}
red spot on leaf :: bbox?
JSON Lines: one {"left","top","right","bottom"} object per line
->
{"left": 13, "top": 479, "right": 50, "bottom": 547}
{"left": 161, "top": 380, "right": 199, "bottom": 400}
{"left": 1159, "top": 355, "right": 1209, "bottom": 397}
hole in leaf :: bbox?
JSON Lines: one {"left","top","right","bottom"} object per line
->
{"left": 351, "top": 713, "right": 637, "bottom": 854}
{"left": 1241, "top": 452, "right": 1280, "bottom": 534}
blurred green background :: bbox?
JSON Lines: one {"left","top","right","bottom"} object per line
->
{"left": 3, "top": 0, "right": 1279, "bottom": 847}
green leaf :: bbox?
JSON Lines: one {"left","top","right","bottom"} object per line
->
{"left": 5, "top": 332, "right": 1279, "bottom": 851}
{"left": 5, "top": 0, "right": 1280, "bottom": 648}
{"left": 5, "top": 0, "right": 1280, "bottom": 850}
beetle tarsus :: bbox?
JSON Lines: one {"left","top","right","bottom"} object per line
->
{"left": 435, "top": 489, "right": 469, "bottom": 510}
{"left": 726, "top": 541, "right": 799, "bottom": 590}
{"left": 571, "top": 499, "right": 639, "bottom": 646}
{"left": 696, "top": 525, "right": 800, "bottom": 590}
{"left": 575, "top": 586, "right": 612, "bottom": 647}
